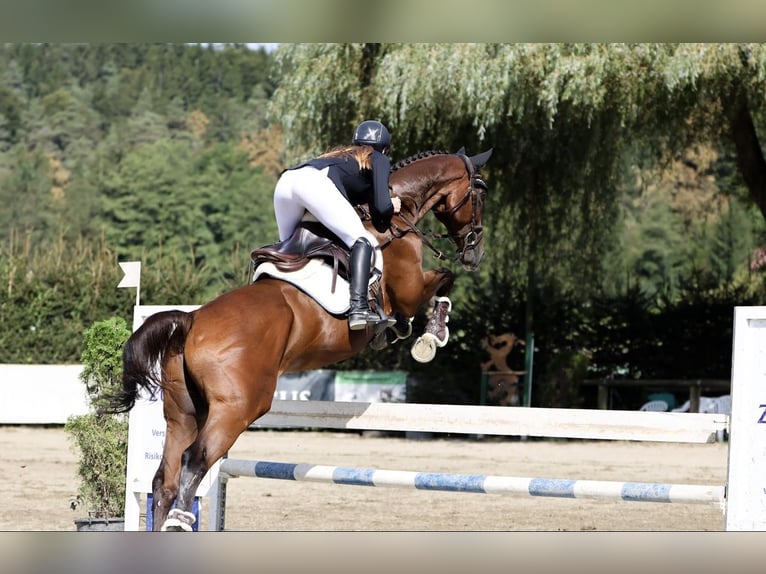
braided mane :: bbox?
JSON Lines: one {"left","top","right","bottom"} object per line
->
{"left": 391, "top": 150, "right": 452, "bottom": 172}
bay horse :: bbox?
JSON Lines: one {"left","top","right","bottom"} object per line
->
{"left": 104, "top": 148, "right": 492, "bottom": 531}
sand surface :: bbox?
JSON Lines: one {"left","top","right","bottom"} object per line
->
{"left": 0, "top": 426, "right": 728, "bottom": 531}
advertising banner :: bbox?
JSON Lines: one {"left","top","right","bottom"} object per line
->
{"left": 333, "top": 370, "right": 407, "bottom": 402}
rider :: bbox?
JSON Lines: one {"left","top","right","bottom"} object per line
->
{"left": 273, "top": 119, "right": 402, "bottom": 330}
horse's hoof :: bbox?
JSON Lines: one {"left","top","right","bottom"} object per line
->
{"left": 411, "top": 334, "right": 437, "bottom": 363}
{"left": 160, "top": 521, "right": 191, "bottom": 532}
{"left": 392, "top": 316, "right": 413, "bottom": 339}
{"left": 369, "top": 330, "right": 389, "bottom": 350}
{"left": 160, "top": 508, "right": 196, "bottom": 532}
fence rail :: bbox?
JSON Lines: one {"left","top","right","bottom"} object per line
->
{"left": 252, "top": 400, "right": 728, "bottom": 443}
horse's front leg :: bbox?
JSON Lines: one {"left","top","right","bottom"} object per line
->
{"left": 410, "top": 268, "right": 455, "bottom": 363}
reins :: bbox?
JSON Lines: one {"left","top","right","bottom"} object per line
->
{"left": 386, "top": 211, "right": 449, "bottom": 261}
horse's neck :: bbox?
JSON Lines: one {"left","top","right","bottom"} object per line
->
{"left": 391, "top": 153, "right": 464, "bottom": 224}
{"left": 397, "top": 182, "right": 445, "bottom": 224}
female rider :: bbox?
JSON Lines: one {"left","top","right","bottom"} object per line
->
{"left": 273, "top": 120, "right": 401, "bottom": 330}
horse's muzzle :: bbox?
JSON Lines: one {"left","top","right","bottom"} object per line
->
{"left": 459, "top": 231, "right": 484, "bottom": 271}
{"left": 460, "top": 246, "right": 484, "bottom": 271}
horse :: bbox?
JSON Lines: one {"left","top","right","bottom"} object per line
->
{"left": 104, "top": 147, "right": 492, "bottom": 531}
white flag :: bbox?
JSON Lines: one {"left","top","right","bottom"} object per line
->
{"left": 118, "top": 261, "right": 141, "bottom": 288}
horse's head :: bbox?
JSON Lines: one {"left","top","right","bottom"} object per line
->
{"left": 432, "top": 148, "right": 492, "bottom": 271}
{"left": 389, "top": 148, "right": 492, "bottom": 271}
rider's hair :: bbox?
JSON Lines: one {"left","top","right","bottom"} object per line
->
{"left": 318, "top": 145, "right": 374, "bottom": 170}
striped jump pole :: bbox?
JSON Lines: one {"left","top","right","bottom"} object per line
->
{"left": 218, "top": 458, "right": 724, "bottom": 509}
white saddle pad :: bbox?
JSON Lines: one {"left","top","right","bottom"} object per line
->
{"left": 252, "top": 258, "right": 379, "bottom": 316}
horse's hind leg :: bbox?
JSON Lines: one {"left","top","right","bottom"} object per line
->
{"left": 151, "top": 413, "right": 198, "bottom": 531}
{"left": 161, "top": 403, "right": 257, "bottom": 532}
{"left": 151, "top": 372, "right": 201, "bottom": 531}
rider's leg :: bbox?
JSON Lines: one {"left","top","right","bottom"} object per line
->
{"left": 348, "top": 237, "right": 386, "bottom": 330}
{"left": 273, "top": 169, "right": 313, "bottom": 242}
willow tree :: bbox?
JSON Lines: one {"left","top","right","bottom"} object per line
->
{"left": 268, "top": 43, "right": 766, "bottom": 337}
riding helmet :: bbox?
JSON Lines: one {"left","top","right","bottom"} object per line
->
{"left": 352, "top": 120, "right": 390, "bottom": 152}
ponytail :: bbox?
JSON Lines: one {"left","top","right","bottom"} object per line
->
{"left": 319, "top": 145, "right": 373, "bottom": 170}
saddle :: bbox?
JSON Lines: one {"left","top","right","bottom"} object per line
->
{"left": 251, "top": 222, "right": 352, "bottom": 291}
{"left": 250, "top": 223, "right": 398, "bottom": 340}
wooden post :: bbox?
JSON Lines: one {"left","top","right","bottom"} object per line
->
{"left": 689, "top": 381, "right": 701, "bottom": 413}
{"left": 479, "top": 372, "right": 488, "bottom": 405}
{"left": 523, "top": 332, "right": 534, "bottom": 407}
{"left": 597, "top": 382, "right": 609, "bottom": 410}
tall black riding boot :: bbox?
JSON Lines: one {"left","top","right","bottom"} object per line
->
{"left": 348, "top": 238, "right": 384, "bottom": 330}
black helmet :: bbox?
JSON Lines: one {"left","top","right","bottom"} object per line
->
{"left": 352, "top": 120, "right": 390, "bottom": 152}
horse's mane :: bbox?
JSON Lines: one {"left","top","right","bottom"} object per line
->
{"left": 391, "top": 150, "right": 452, "bottom": 173}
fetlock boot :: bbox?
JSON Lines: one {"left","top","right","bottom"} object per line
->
{"left": 348, "top": 238, "right": 385, "bottom": 330}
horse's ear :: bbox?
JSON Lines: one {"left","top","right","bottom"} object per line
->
{"left": 455, "top": 146, "right": 466, "bottom": 155}
{"left": 469, "top": 148, "right": 493, "bottom": 168}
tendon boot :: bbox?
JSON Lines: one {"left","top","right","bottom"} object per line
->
{"left": 348, "top": 238, "right": 385, "bottom": 331}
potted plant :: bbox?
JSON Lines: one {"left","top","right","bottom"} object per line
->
{"left": 65, "top": 316, "right": 131, "bottom": 531}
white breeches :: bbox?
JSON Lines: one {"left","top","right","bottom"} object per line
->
{"left": 274, "top": 165, "right": 380, "bottom": 268}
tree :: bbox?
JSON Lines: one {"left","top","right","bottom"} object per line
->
{"left": 268, "top": 43, "right": 766, "bottom": 336}
{"left": 0, "top": 146, "right": 54, "bottom": 245}
{"left": 100, "top": 138, "right": 206, "bottom": 259}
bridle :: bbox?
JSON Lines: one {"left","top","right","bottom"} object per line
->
{"left": 383, "top": 153, "right": 487, "bottom": 265}
{"left": 432, "top": 153, "right": 487, "bottom": 263}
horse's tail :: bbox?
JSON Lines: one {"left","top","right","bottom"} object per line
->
{"left": 100, "top": 310, "right": 193, "bottom": 415}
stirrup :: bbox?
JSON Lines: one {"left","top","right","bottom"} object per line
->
{"left": 378, "top": 309, "right": 397, "bottom": 329}
{"left": 349, "top": 309, "right": 385, "bottom": 330}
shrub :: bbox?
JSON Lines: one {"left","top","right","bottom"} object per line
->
{"left": 65, "top": 317, "right": 131, "bottom": 518}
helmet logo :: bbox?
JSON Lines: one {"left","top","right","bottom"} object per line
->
{"left": 354, "top": 120, "right": 388, "bottom": 149}
{"left": 361, "top": 126, "right": 380, "bottom": 142}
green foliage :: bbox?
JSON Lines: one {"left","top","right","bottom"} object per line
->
{"left": 604, "top": 144, "right": 766, "bottom": 299}
{"left": 65, "top": 414, "right": 128, "bottom": 519}
{"left": 65, "top": 317, "right": 131, "bottom": 518}
{"left": 0, "top": 43, "right": 279, "bottom": 265}
{"left": 270, "top": 44, "right": 766, "bottom": 306}
{"left": 584, "top": 281, "right": 760, "bottom": 383}
{"left": 0, "top": 230, "right": 215, "bottom": 362}
{"left": 79, "top": 317, "right": 131, "bottom": 413}
{"left": 0, "top": 232, "right": 134, "bottom": 363}
{"left": 5, "top": 43, "right": 766, "bottom": 410}
{"left": 0, "top": 147, "right": 53, "bottom": 245}
{"left": 101, "top": 138, "right": 276, "bottom": 299}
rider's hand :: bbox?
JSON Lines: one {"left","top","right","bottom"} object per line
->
{"left": 391, "top": 196, "right": 402, "bottom": 213}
